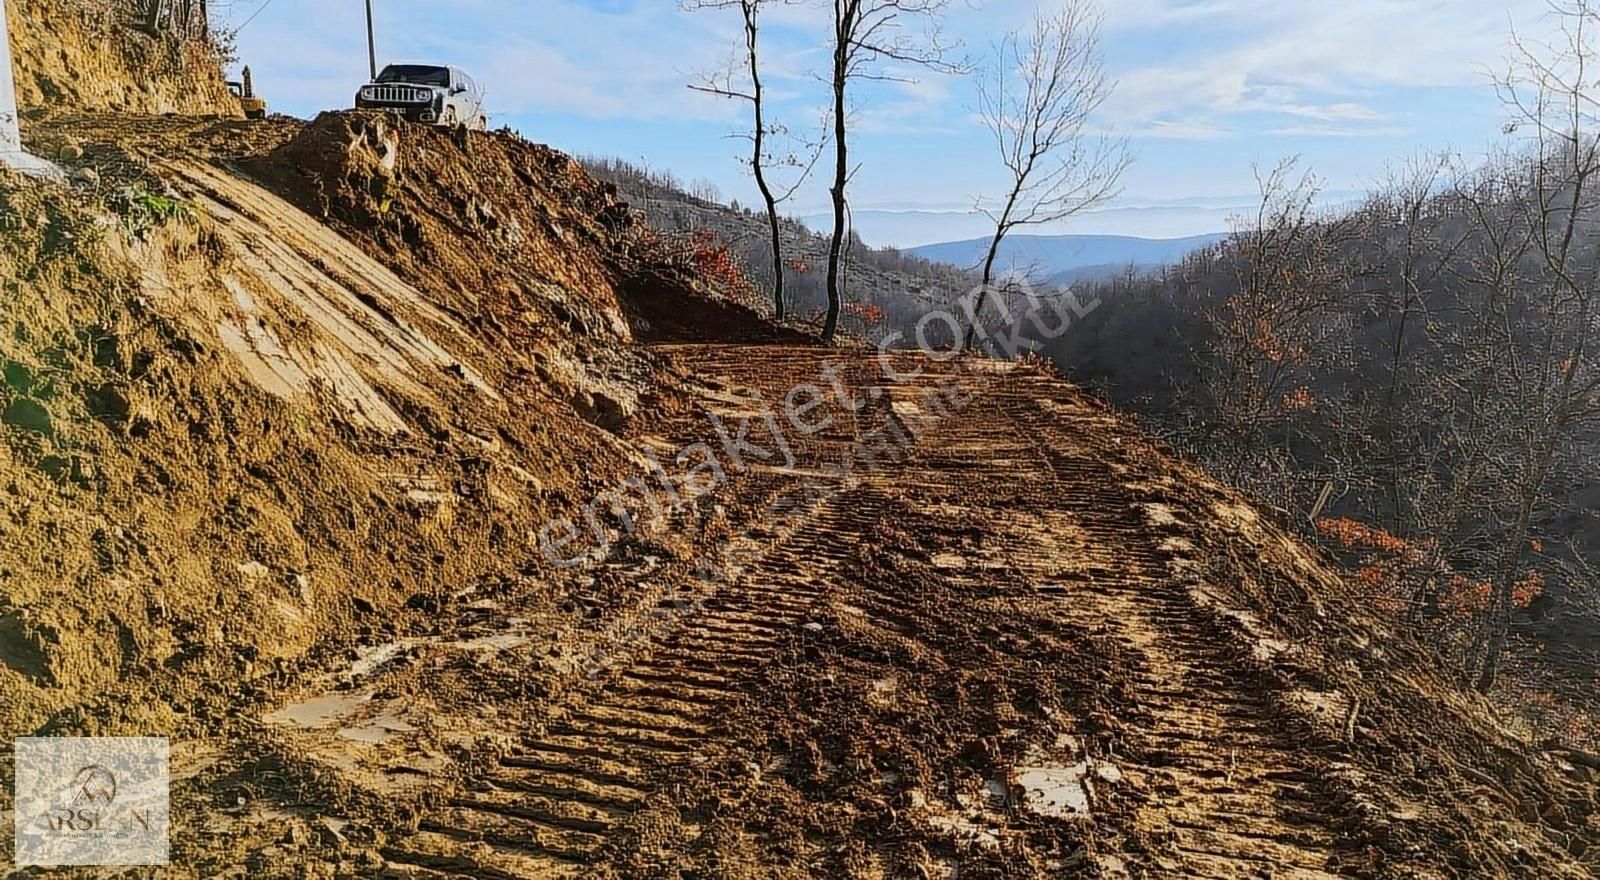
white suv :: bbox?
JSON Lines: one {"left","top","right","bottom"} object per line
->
{"left": 355, "top": 64, "right": 487, "bottom": 130}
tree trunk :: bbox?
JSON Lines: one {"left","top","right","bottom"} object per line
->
{"left": 744, "top": 4, "right": 785, "bottom": 321}
{"left": 823, "top": 17, "right": 848, "bottom": 343}
{"left": 1474, "top": 416, "right": 1566, "bottom": 692}
{"left": 1474, "top": 497, "right": 1536, "bottom": 692}
{"left": 963, "top": 190, "right": 1019, "bottom": 351}
{"left": 962, "top": 234, "right": 1005, "bottom": 351}
{"left": 139, "top": 0, "right": 163, "bottom": 34}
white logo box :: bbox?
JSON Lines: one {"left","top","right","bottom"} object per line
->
{"left": 13, "top": 737, "right": 170, "bottom": 867}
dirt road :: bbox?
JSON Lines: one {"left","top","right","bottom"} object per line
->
{"left": 247, "top": 345, "right": 1392, "bottom": 878}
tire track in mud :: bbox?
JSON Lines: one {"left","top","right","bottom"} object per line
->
{"left": 380, "top": 347, "right": 912, "bottom": 877}
{"left": 988, "top": 372, "right": 1349, "bottom": 878}
{"left": 375, "top": 349, "right": 1352, "bottom": 877}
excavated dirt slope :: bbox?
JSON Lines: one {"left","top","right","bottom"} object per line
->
{"left": 0, "top": 100, "right": 1595, "bottom": 880}
{"left": 0, "top": 110, "right": 783, "bottom": 747}
{"left": 6, "top": 0, "right": 236, "bottom": 117}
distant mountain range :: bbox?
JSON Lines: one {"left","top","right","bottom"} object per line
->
{"left": 798, "top": 192, "right": 1365, "bottom": 251}
{"left": 905, "top": 232, "right": 1227, "bottom": 285}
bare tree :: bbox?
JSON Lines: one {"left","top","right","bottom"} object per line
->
{"left": 132, "top": 0, "right": 209, "bottom": 38}
{"left": 824, "top": 0, "right": 961, "bottom": 342}
{"left": 1013, "top": 2, "right": 1600, "bottom": 700}
{"left": 684, "top": 0, "right": 819, "bottom": 320}
{"left": 1465, "top": 0, "right": 1600, "bottom": 691}
{"left": 1301, "top": 150, "right": 1474, "bottom": 554}
{"left": 962, "top": 1, "right": 1126, "bottom": 349}
{"left": 1170, "top": 158, "right": 1372, "bottom": 518}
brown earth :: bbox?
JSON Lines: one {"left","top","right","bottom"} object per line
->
{"left": 34, "top": 334, "right": 1586, "bottom": 879}
{"left": 0, "top": 110, "right": 784, "bottom": 748}
{"left": 6, "top": 0, "right": 236, "bottom": 118}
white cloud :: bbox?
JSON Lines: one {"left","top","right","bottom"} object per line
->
{"left": 1278, "top": 102, "right": 1385, "bottom": 121}
{"left": 1266, "top": 125, "right": 1415, "bottom": 138}
{"left": 1101, "top": 0, "right": 1249, "bottom": 30}
{"left": 850, "top": 71, "right": 964, "bottom": 134}
{"left": 1139, "top": 120, "right": 1234, "bottom": 140}
{"left": 1098, "top": 0, "right": 1553, "bottom": 138}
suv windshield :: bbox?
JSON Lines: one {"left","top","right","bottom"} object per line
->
{"left": 375, "top": 65, "right": 450, "bottom": 87}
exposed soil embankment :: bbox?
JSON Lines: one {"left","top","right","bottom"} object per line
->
{"left": 6, "top": 0, "right": 236, "bottom": 116}
{"left": 242, "top": 112, "right": 808, "bottom": 348}
{"left": 0, "top": 112, "right": 789, "bottom": 745}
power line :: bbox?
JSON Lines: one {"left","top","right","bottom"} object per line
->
{"left": 233, "top": 0, "right": 279, "bottom": 33}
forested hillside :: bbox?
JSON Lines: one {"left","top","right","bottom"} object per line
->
{"left": 1036, "top": 150, "right": 1600, "bottom": 741}
{"left": 580, "top": 156, "right": 973, "bottom": 339}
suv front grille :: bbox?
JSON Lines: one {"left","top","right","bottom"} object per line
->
{"left": 361, "top": 85, "right": 431, "bottom": 104}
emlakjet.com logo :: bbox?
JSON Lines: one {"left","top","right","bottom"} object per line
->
{"left": 13, "top": 737, "right": 170, "bottom": 866}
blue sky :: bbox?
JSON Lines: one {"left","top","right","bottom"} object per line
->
{"left": 220, "top": 0, "right": 1553, "bottom": 245}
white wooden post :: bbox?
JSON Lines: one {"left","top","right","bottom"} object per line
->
{"left": 0, "top": 0, "right": 61, "bottom": 178}
{"left": 0, "top": 0, "right": 17, "bottom": 155}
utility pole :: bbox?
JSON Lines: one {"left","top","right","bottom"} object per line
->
{"left": 0, "top": 0, "right": 61, "bottom": 178}
{"left": 365, "top": 0, "right": 377, "bottom": 81}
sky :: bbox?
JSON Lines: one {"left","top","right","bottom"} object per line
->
{"left": 217, "top": 0, "right": 1557, "bottom": 246}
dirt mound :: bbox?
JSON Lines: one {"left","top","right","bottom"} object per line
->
{"left": 6, "top": 0, "right": 236, "bottom": 117}
{"left": 621, "top": 262, "right": 819, "bottom": 344}
{"left": 240, "top": 112, "right": 805, "bottom": 352}
{"left": 0, "top": 172, "right": 384, "bottom": 734}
